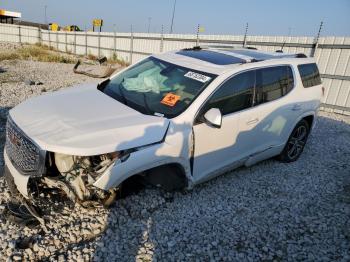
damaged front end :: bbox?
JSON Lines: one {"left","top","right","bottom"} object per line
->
{"left": 4, "top": 117, "right": 131, "bottom": 225}
{"left": 39, "top": 151, "right": 125, "bottom": 207}
{"left": 4, "top": 150, "right": 127, "bottom": 225}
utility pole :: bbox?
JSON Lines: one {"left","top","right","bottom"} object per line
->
{"left": 170, "top": 0, "right": 177, "bottom": 34}
{"left": 44, "top": 5, "right": 47, "bottom": 24}
{"left": 315, "top": 21, "right": 323, "bottom": 45}
{"left": 196, "top": 24, "right": 200, "bottom": 46}
{"left": 280, "top": 27, "right": 292, "bottom": 52}
{"left": 147, "top": 17, "right": 152, "bottom": 33}
{"left": 310, "top": 21, "right": 323, "bottom": 57}
{"left": 243, "top": 22, "right": 248, "bottom": 47}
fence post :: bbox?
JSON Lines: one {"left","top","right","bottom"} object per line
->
{"left": 38, "top": 27, "right": 41, "bottom": 44}
{"left": 18, "top": 23, "right": 21, "bottom": 44}
{"left": 74, "top": 31, "right": 77, "bottom": 54}
{"left": 160, "top": 25, "right": 164, "bottom": 53}
{"left": 85, "top": 31, "right": 88, "bottom": 56}
{"left": 48, "top": 28, "right": 51, "bottom": 48}
{"left": 113, "top": 27, "right": 117, "bottom": 56}
{"left": 98, "top": 31, "right": 101, "bottom": 58}
{"left": 65, "top": 31, "right": 67, "bottom": 52}
{"left": 130, "top": 25, "right": 134, "bottom": 64}
{"left": 56, "top": 31, "right": 58, "bottom": 50}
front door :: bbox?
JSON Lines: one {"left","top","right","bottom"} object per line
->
{"left": 192, "top": 70, "right": 259, "bottom": 183}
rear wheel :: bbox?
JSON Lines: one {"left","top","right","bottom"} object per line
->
{"left": 278, "top": 119, "right": 310, "bottom": 162}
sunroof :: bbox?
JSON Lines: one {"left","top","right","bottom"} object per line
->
{"left": 176, "top": 50, "right": 245, "bottom": 65}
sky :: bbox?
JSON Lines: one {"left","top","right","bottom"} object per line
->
{"left": 1, "top": 0, "right": 350, "bottom": 36}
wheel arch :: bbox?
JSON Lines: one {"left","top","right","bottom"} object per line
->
{"left": 289, "top": 111, "right": 316, "bottom": 137}
{"left": 93, "top": 156, "right": 191, "bottom": 191}
{"left": 142, "top": 162, "right": 189, "bottom": 191}
{"left": 302, "top": 114, "right": 314, "bottom": 129}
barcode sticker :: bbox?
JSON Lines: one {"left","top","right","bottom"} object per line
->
{"left": 184, "top": 71, "right": 211, "bottom": 83}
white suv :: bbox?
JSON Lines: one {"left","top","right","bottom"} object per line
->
{"left": 4, "top": 47, "right": 323, "bottom": 207}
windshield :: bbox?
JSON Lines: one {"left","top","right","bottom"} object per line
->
{"left": 100, "top": 57, "right": 216, "bottom": 118}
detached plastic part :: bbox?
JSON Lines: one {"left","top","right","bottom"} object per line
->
{"left": 73, "top": 59, "right": 117, "bottom": 78}
{"left": 4, "top": 166, "right": 45, "bottom": 226}
{"left": 4, "top": 153, "right": 29, "bottom": 198}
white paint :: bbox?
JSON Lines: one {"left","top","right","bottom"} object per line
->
{"left": 9, "top": 83, "right": 169, "bottom": 156}
{"left": 2, "top": 46, "right": 326, "bottom": 196}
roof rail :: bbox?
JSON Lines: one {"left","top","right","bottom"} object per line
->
{"left": 184, "top": 45, "right": 259, "bottom": 51}
{"left": 295, "top": 53, "right": 307, "bottom": 58}
{"left": 181, "top": 46, "right": 202, "bottom": 51}
{"left": 245, "top": 46, "right": 257, "bottom": 50}
{"left": 197, "top": 44, "right": 236, "bottom": 50}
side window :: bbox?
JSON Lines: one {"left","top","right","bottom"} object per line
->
{"left": 203, "top": 70, "right": 255, "bottom": 116}
{"left": 256, "top": 66, "right": 294, "bottom": 104}
{"left": 297, "top": 63, "right": 322, "bottom": 88}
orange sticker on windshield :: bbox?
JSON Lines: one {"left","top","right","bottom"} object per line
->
{"left": 161, "top": 93, "right": 180, "bottom": 107}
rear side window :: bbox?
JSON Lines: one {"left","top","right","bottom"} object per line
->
{"left": 203, "top": 70, "right": 255, "bottom": 115}
{"left": 298, "top": 63, "right": 322, "bottom": 88}
{"left": 256, "top": 66, "right": 294, "bottom": 103}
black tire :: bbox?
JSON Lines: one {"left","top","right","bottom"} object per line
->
{"left": 278, "top": 119, "right": 310, "bottom": 163}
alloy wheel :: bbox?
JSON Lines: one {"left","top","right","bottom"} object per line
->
{"left": 287, "top": 125, "right": 307, "bottom": 159}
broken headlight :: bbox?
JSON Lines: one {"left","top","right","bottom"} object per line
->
{"left": 50, "top": 151, "right": 129, "bottom": 202}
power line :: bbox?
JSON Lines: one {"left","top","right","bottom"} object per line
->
{"left": 147, "top": 17, "right": 152, "bottom": 33}
{"left": 44, "top": 5, "right": 47, "bottom": 24}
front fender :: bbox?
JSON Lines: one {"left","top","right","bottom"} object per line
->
{"left": 93, "top": 143, "right": 192, "bottom": 190}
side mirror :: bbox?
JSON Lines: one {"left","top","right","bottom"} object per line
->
{"left": 203, "top": 108, "right": 222, "bottom": 128}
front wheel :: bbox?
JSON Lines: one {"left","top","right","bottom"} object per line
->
{"left": 278, "top": 119, "right": 310, "bottom": 162}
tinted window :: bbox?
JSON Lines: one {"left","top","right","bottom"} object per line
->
{"left": 176, "top": 50, "right": 245, "bottom": 65}
{"left": 203, "top": 71, "right": 255, "bottom": 115}
{"left": 298, "top": 63, "right": 322, "bottom": 88}
{"left": 256, "top": 66, "right": 294, "bottom": 103}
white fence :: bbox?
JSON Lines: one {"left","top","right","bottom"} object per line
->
{"left": 1, "top": 23, "right": 350, "bottom": 115}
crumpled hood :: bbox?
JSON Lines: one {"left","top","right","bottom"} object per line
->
{"left": 9, "top": 83, "right": 169, "bottom": 156}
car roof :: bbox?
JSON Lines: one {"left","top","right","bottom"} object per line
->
{"left": 152, "top": 47, "right": 310, "bottom": 75}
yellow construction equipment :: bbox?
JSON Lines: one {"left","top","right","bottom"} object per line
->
{"left": 63, "top": 25, "right": 81, "bottom": 32}
{"left": 49, "top": 23, "right": 59, "bottom": 31}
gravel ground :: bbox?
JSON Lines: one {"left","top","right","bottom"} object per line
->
{"left": 0, "top": 51, "right": 350, "bottom": 261}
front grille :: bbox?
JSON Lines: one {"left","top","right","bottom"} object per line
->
{"left": 5, "top": 117, "right": 45, "bottom": 176}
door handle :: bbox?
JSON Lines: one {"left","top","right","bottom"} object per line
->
{"left": 246, "top": 118, "right": 259, "bottom": 125}
{"left": 291, "top": 104, "right": 302, "bottom": 111}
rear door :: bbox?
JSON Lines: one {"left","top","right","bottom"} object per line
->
{"left": 238, "top": 65, "right": 298, "bottom": 159}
